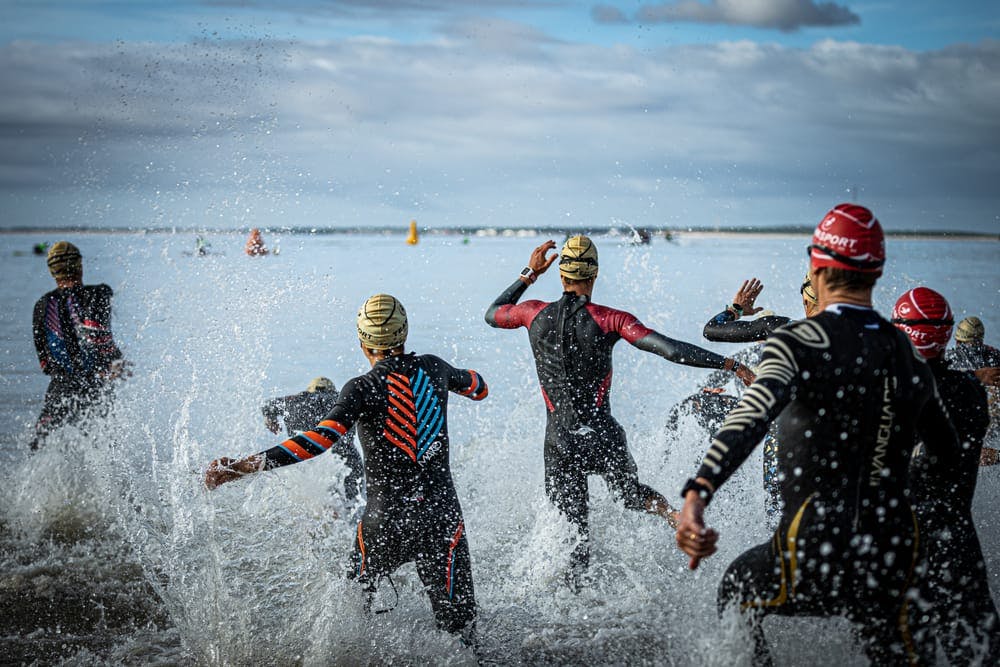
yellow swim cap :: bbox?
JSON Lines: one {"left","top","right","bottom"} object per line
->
{"left": 306, "top": 377, "right": 335, "bottom": 393}
{"left": 559, "top": 235, "right": 599, "bottom": 281}
{"left": 800, "top": 271, "right": 818, "bottom": 306}
{"left": 47, "top": 241, "right": 82, "bottom": 280}
{"left": 357, "top": 294, "right": 408, "bottom": 350}
{"left": 955, "top": 316, "right": 984, "bottom": 343}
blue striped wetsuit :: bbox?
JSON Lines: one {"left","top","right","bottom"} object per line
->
{"left": 256, "top": 352, "right": 487, "bottom": 635}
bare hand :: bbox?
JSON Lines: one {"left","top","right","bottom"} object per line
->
{"left": 735, "top": 365, "right": 756, "bottom": 386}
{"left": 528, "top": 240, "right": 558, "bottom": 275}
{"left": 205, "top": 455, "right": 261, "bottom": 490}
{"left": 265, "top": 419, "right": 281, "bottom": 434}
{"left": 981, "top": 447, "right": 1000, "bottom": 466}
{"left": 974, "top": 367, "right": 1000, "bottom": 387}
{"left": 732, "top": 279, "right": 764, "bottom": 317}
{"left": 701, "top": 387, "right": 725, "bottom": 394}
{"left": 675, "top": 489, "right": 719, "bottom": 570}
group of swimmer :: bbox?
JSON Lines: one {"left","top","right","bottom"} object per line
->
{"left": 29, "top": 205, "right": 1000, "bottom": 663}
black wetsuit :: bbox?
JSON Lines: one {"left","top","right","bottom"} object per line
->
{"left": 910, "top": 359, "right": 1000, "bottom": 664}
{"left": 262, "top": 388, "right": 364, "bottom": 502}
{"left": 948, "top": 341, "right": 1000, "bottom": 445}
{"left": 256, "top": 353, "right": 487, "bottom": 635}
{"left": 30, "top": 284, "right": 123, "bottom": 449}
{"left": 694, "top": 305, "right": 959, "bottom": 665}
{"left": 486, "top": 279, "right": 731, "bottom": 570}
{"left": 703, "top": 309, "right": 792, "bottom": 524}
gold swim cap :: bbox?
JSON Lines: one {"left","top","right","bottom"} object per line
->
{"left": 47, "top": 241, "right": 82, "bottom": 280}
{"left": 559, "top": 235, "right": 599, "bottom": 281}
{"left": 800, "top": 271, "right": 818, "bottom": 306}
{"left": 306, "top": 377, "right": 335, "bottom": 393}
{"left": 357, "top": 294, "right": 408, "bottom": 350}
{"left": 955, "top": 316, "right": 984, "bottom": 343}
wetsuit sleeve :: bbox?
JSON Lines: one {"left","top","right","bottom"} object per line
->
{"left": 631, "top": 331, "right": 728, "bottom": 369}
{"left": 448, "top": 367, "right": 489, "bottom": 401}
{"left": 32, "top": 296, "right": 51, "bottom": 374}
{"left": 255, "top": 378, "right": 365, "bottom": 470}
{"left": 695, "top": 329, "right": 800, "bottom": 491}
{"left": 485, "top": 279, "right": 530, "bottom": 329}
{"left": 703, "top": 310, "right": 790, "bottom": 343}
{"left": 82, "top": 284, "right": 122, "bottom": 369}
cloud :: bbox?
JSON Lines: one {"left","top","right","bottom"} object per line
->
{"left": 0, "top": 32, "right": 997, "bottom": 231}
{"left": 603, "top": 0, "right": 861, "bottom": 31}
{"left": 591, "top": 4, "right": 629, "bottom": 24}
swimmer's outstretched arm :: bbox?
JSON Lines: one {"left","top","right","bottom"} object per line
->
{"left": 630, "top": 331, "right": 755, "bottom": 386}
{"left": 485, "top": 240, "right": 557, "bottom": 327}
{"left": 702, "top": 278, "right": 791, "bottom": 343}
{"left": 206, "top": 381, "right": 364, "bottom": 489}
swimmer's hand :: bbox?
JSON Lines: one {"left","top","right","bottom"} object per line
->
{"left": 732, "top": 278, "right": 765, "bottom": 317}
{"left": 528, "top": 240, "right": 558, "bottom": 276}
{"left": 974, "top": 367, "right": 1000, "bottom": 387}
{"left": 676, "top": 483, "right": 719, "bottom": 570}
{"left": 264, "top": 418, "right": 281, "bottom": 434}
{"left": 205, "top": 455, "right": 263, "bottom": 490}
{"left": 103, "top": 359, "right": 134, "bottom": 381}
{"left": 701, "top": 387, "right": 726, "bottom": 394}
{"left": 735, "top": 365, "right": 755, "bottom": 387}
{"left": 981, "top": 446, "right": 1000, "bottom": 466}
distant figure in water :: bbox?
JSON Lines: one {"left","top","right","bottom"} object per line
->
{"left": 891, "top": 287, "right": 1000, "bottom": 664}
{"left": 261, "top": 376, "right": 365, "bottom": 503}
{"left": 676, "top": 204, "right": 958, "bottom": 665}
{"left": 195, "top": 235, "right": 210, "bottom": 257}
{"left": 948, "top": 315, "right": 1000, "bottom": 445}
{"left": 245, "top": 228, "right": 268, "bottom": 256}
{"left": 30, "top": 241, "right": 129, "bottom": 450}
{"left": 33, "top": 242, "right": 49, "bottom": 256}
{"left": 206, "top": 294, "right": 488, "bottom": 648}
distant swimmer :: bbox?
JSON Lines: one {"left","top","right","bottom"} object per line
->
{"left": 33, "top": 242, "right": 49, "bottom": 256}
{"left": 485, "top": 236, "right": 753, "bottom": 585}
{"left": 676, "top": 204, "right": 959, "bottom": 665}
{"left": 891, "top": 287, "right": 1000, "bottom": 664}
{"left": 195, "top": 235, "right": 210, "bottom": 257}
{"left": 948, "top": 315, "right": 1000, "bottom": 445}
{"left": 30, "top": 241, "right": 130, "bottom": 450}
{"left": 261, "top": 376, "right": 364, "bottom": 503}
{"left": 206, "top": 295, "right": 487, "bottom": 647}
{"left": 701, "top": 276, "right": 821, "bottom": 523}
{"left": 245, "top": 228, "right": 268, "bottom": 256}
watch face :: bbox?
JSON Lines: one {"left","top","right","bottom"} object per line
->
{"left": 521, "top": 268, "right": 533, "bottom": 276}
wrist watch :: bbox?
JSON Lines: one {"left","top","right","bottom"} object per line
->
{"left": 520, "top": 266, "right": 537, "bottom": 284}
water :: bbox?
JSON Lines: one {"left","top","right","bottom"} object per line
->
{"left": 1, "top": 231, "right": 998, "bottom": 665}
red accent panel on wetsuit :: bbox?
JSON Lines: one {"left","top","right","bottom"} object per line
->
{"left": 541, "top": 387, "right": 555, "bottom": 412}
{"left": 491, "top": 300, "right": 549, "bottom": 330}
{"left": 585, "top": 303, "right": 653, "bottom": 343}
{"left": 595, "top": 371, "right": 613, "bottom": 408}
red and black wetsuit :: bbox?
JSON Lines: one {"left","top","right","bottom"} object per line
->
{"left": 909, "top": 359, "right": 1000, "bottom": 664}
{"left": 486, "top": 279, "right": 731, "bottom": 570}
{"left": 694, "top": 305, "right": 959, "bottom": 665}
{"left": 255, "top": 353, "right": 487, "bottom": 636}
{"left": 30, "top": 284, "right": 123, "bottom": 449}
{"left": 261, "top": 388, "right": 364, "bottom": 502}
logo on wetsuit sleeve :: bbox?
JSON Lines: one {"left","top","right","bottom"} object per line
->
{"left": 383, "top": 368, "right": 444, "bottom": 465}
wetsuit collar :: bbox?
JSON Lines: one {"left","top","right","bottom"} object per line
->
{"left": 825, "top": 303, "right": 881, "bottom": 329}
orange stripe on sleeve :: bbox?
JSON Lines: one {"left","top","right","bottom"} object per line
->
{"left": 281, "top": 438, "right": 313, "bottom": 460}
{"left": 319, "top": 419, "right": 348, "bottom": 435}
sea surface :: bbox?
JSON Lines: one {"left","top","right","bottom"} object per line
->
{"left": 1, "top": 231, "right": 998, "bottom": 665}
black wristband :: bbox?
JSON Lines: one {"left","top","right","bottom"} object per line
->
{"left": 681, "top": 478, "right": 714, "bottom": 505}
{"left": 731, "top": 303, "right": 744, "bottom": 315}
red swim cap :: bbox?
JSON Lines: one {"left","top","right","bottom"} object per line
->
{"left": 891, "top": 287, "right": 954, "bottom": 358}
{"left": 808, "top": 203, "right": 885, "bottom": 275}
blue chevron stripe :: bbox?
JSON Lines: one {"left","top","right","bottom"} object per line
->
{"left": 277, "top": 444, "right": 303, "bottom": 461}
{"left": 417, "top": 406, "right": 444, "bottom": 457}
{"left": 413, "top": 370, "right": 433, "bottom": 422}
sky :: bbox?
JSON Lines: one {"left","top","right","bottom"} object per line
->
{"left": 0, "top": 1, "right": 998, "bottom": 233}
